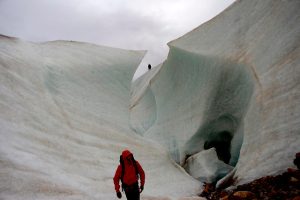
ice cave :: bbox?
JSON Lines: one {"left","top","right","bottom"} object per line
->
{"left": 0, "top": 0, "right": 299, "bottom": 199}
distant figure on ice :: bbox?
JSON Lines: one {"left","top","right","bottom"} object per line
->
{"left": 148, "top": 64, "right": 151, "bottom": 70}
{"left": 113, "top": 150, "right": 145, "bottom": 200}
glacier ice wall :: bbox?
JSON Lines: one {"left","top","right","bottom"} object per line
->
{"left": 0, "top": 36, "right": 200, "bottom": 199}
{"left": 130, "top": 0, "right": 300, "bottom": 186}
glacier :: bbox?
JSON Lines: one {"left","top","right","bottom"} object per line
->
{"left": 1, "top": 0, "right": 300, "bottom": 199}
{"left": 0, "top": 36, "right": 200, "bottom": 199}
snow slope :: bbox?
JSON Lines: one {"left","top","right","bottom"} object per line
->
{"left": 0, "top": 36, "right": 200, "bottom": 200}
{"left": 131, "top": 0, "right": 300, "bottom": 186}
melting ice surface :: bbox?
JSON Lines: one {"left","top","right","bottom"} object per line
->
{"left": 1, "top": 0, "right": 300, "bottom": 200}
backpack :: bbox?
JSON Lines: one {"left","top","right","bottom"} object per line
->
{"left": 119, "top": 155, "right": 139, "bottom": 190}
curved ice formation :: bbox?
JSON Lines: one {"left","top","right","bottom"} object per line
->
{"left": 130, "top": 0, "right": 300, "bottom": 186}
{"left": 131, "top": 45, "right": 254, "bottom": 183}
{"left": 0, "top": 36, "right": 200, "bottom": 199}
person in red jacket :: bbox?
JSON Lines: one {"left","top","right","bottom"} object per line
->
{"left": 113, "top": 150, "right": 145, "bottom": 200}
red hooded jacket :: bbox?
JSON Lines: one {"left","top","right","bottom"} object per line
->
{"left": 113, "top": 150, "right": 145, "bottom": 192}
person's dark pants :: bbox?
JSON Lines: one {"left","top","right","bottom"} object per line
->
{"left": 123, "top": 182, "right": 140, "bottom": 200}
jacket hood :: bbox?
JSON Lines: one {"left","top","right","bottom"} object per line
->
{"left": 122, "top": 150, "right": 133, "bottom": 159}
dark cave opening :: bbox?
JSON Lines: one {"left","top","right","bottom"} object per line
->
{"left": 204, "top": 131, "right": 232, "bottom": 164}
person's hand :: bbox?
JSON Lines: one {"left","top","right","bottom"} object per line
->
{"left": 139, "top": 185, "right": 144, "bottom": 193}
{"left": 116, "top": 191, "right": 122, "bottom": 199}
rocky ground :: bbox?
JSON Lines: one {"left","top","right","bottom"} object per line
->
{"left": 201, "top": 169, "right": 300, "bottom": 200}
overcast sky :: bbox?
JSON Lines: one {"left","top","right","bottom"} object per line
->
{"left": 0, "top": 0, "right": 235, "bottom": 79}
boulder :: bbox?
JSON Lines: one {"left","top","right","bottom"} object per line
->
{"left": 184, "top": 148, "right": 233, "bottom": 183}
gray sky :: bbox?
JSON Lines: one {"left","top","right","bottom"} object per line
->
{"left": 0, "top": 0, "right": 235, "bottom": 79}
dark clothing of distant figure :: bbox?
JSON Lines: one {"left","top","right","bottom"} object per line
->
{"left": 148, "top": 64, "right": 151, "bottom": 70}
{"left": 113, "top": 150, "right": 145, "bottom": 200}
